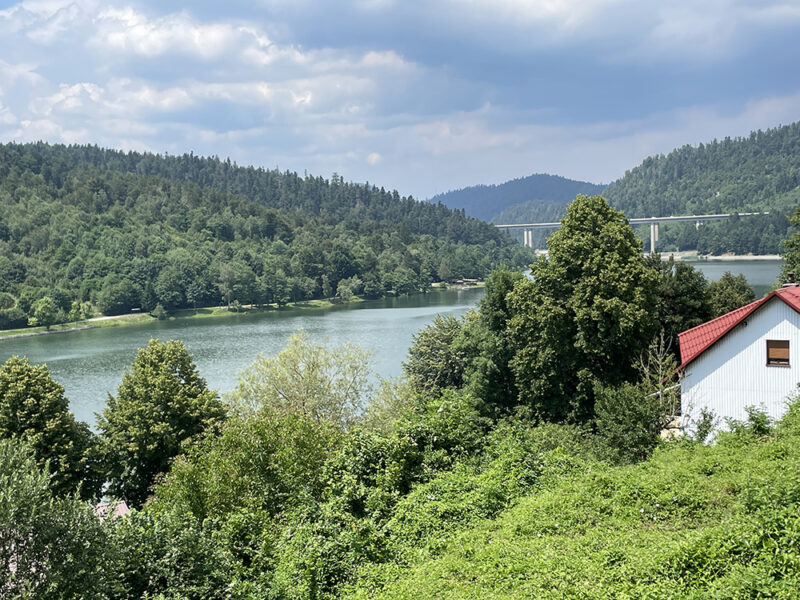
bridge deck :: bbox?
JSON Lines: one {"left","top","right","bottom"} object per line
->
{"left": 495, "top": 212, "right": 766, "bottom": 230}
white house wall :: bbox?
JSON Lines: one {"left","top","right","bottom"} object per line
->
{"left": 681, "top": 296, "right": 800, "bottom": 431}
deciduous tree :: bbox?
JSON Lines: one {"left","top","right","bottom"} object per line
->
{"left": 227, "top": 331, "right": 372, "bottom": 429}
{"left": 708, "top": 271, "right": 756, "bottom": 317}
{"left": 0, "top": 439, "right": 114, "bottom": 599}
{"left": 508, "top": 195, "right": 658, "bottom": 422}
{"left": 0, "top": 356, "right": 101, "bottom": 499}
{"left": 98, "top": 339, "right": 225, "bottom": 507}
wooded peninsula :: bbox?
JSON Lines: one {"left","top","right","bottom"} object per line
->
{"left": 0, "top": 142, "right": 532, "bottom": 331}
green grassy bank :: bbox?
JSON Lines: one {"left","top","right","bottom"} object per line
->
{"left": 0, "top": 297, "right": 368, "bottom": 340}
{"left": 343, "top": 409, "right": 800, "bottom": 599}
{"left": 0, "top": 283, "right": 488, "bottom": 340}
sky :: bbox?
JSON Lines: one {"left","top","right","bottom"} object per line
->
{"left": 0, "top": 0, "right": 799, "bottom": 199}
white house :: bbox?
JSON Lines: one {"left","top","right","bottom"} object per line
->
{"left": 679, "top": 284, "right": 800, "bottom": 431}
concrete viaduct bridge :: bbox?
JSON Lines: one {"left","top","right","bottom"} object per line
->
{"left": 495, "top": 212, "right": 767, "bottom": 253}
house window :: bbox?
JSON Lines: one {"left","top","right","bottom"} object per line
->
{"left": 767, "top": 340, "right": 790, "bottom": 366}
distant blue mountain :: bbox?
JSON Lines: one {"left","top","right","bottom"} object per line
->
{"left": 429, "top": 173, "right": 604, "bottom": 222}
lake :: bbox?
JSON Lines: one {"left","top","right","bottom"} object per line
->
{"left": 0, "top": 258, "right": 783, "bottom": 426}
{"left": 689, "top": 259, "right": 782, "bottom": 297}
{"left": 0, "top": 287, "right": 486, "bottom": 425}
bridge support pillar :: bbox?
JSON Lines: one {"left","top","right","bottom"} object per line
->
{"left": 523, "top": 229, "right": 532, "bottom": 248}
{"left": 650, "top": 222, "right": 659, "bottom": 253}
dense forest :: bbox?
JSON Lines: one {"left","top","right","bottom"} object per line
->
{"left": 428, "top": 173, "right": 604, "bottom": 222}
{"left": 439, "top": 121, "right": 800, "bottom": 253}
{"left": 6, "top": 195, "right": 799, "bottom": 599}
{"left": 0, "top": 142, "right": 533, "bottom": 330}
{"left": 603, "top": 121, "right": 800, "bottom": 254}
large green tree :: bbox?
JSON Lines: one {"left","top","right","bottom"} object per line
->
{"left": 98, "top": 339, "right": 226, "bottom": 508}
{"left": 508, "top": 195, "right": 659, "bottom": 421}
{"left": 645, "top": 254, "right": 713, "bottom": 355}
{"left": 403, "top": 314, "right": 467, "bottom": 396}
{"left": 454, "top": 267, "right": 524, "bottom": 415}
{"left": 0, "top": 356, "right": 101, "bottom": 499}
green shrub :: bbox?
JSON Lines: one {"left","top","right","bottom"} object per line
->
{"left": 111, "top": 508, "right": 229, "bottom": 600}
{"left": 594, "top": 382, "right": 672, "bottom": 463}
{"left": 0, "top": 439, "right": 114, "bottom": 599}
{"left": 344, "top": 406, "right": 800, "bottom": 600}
{"left": 154, "top": 411, "right": 339, "bottom": 521}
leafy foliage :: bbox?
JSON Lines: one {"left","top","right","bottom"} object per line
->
{"left": 646, "top": 254, "right": 713, "bottom": 355}
{"left": 98, "top": 339, "right": 226, "bottom": 507}
{"left": 227, "top": 331, "right": 373, "bottom": 429}
{"left": 154, "top": 411, "right": 340, "bottom": 521}
{"left": 347, "top": 402, "right": 800, "bottom": 599}
{"left": 0, "top": 356, "right": 101, "bottom": 499}
{"left": 403, "top": 314, "right": 467, "bottom": 396}
{"left": 508, "top": 195, "right": 658, "bottom": 421}
{"left": 0, "top": 439, "right": 114, "bottom": 599}
{"left": 708, "top": 271, "right": 757, "bottom": 317}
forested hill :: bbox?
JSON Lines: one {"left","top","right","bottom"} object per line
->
{"left": 0, "top": 142, "right": 532, "bottom": 330}
{"left": 598, "top": 121, "right": 800, "bottom": 254}
{"left": 428, "top": 173, "right": 604, "bottom": 222}
{"left": 0, "top": 143, "right": 498, "bottom": 243}
{"left": 436, "top": 122, "right": 800, "bottom": 253}
{"left": 604, "top": 121, "right": 800, "bottom": 217}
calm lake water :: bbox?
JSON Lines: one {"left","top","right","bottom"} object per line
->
{"left": 689, "top": 259, "right": 782, "bottom": 298}
{"left": 0, "top": 259, "right": 783, "bottom": 426}
{"left": 1, "top": 287, "right": 486, "bottom": 425}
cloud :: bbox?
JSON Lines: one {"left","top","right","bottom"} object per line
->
{"left": 92, "top": 7, "right": 243, "bottom": 58}
{"left": 0, "top": 0, "right": 797, "bottom": 201}
{"left": 0, "top": 59, "right": 42, "bottom": 86}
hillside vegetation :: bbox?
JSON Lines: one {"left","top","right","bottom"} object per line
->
{"left": 603, "top": 122, "right": 800, "bottom": 254}
{"left": 0, "top": 143, "right": 532, "bottom": 330}
{"left": 3, "top": 195, "right": 796, "bottom": 599}
{"left": 346, "top": 405, "right": 800, "bottom": 599}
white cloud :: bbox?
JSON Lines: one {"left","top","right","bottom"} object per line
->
{"left": 0, "top": 104, "right": 17, "bottom": 125}
{"left": 30, "top": 80, "right": 194, "bottom": 117}
{"left": 12, "top": 117, "right": 88, "bottom": 142}
{"left": 437, "top": 0, "right": 800, "bottom": 63}
{"left": 0, "top": 0, "right": 797, "bottom": 201}
{"left": 0, "top": 59, "right": 42, "bottom": 86}
{"left": 92, "top": 7, "right": 242, "bottom": 58}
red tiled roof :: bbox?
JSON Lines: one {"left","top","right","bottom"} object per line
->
{"left": 678, "top": 285, "right": 800, "bottom": 370}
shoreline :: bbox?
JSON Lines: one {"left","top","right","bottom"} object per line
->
{"left": 0, "top": 299, "right": 355, "bottom": 341}
{"left": 664, "top": 251, "right": 782, "bottom": 262}
{"left": 0, "top": 285, "right": 485, "bottom": 341}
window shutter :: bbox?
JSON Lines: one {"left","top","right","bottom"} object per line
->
{"left": 767, "top": 340, "right": 790, "bottom": 365}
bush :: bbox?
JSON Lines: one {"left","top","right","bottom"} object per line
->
{"left": 0, "top": 439, "right": 114, "bottom": 599}
{"left": 594, "top": 382, "right": 673, "bottom": 463}
{"left": 111, "top": 508, "right": 229, "bottom": 600}
{"left": 154, "top": 411, "right": 339, "bottom": 521}
{"left": 0, "top": 307, "right": 27, "bottom": 329}
{"left": 150, "top": 303, "right": 168, "bottom": 320}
